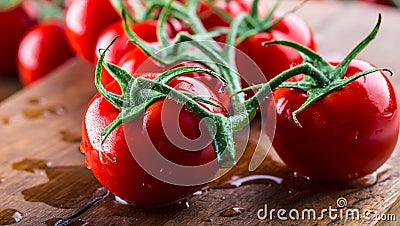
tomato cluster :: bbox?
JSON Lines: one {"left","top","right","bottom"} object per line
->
{"left": 6, "top": 0, "right": 398, "bottom": 206}
{"left": 0, "top": 1, "right": 74, "bottom": 84}
{"left": 80, "top": 0, "right": 399, "bottom": 205}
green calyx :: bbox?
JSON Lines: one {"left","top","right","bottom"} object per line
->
{"left": 0, "top": 0, "right": 22, "bottom": 11}
{"left": 232, "top": 0, "right": 306, "bottom": 45}
{"left": 260, "top": 13, "right": 390, "bottom": 127}
{"left": 94, "top": 0, "right": 388, "bottom": 171}
{"left": 95, "top": 36, "right": 237, "bottom": 167}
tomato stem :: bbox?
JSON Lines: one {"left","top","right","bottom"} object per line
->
{"left": 232, "top": 63, "right": 325, "bottom": 130}
{"left": 95, "top": 36, "right": 124, "bottom": 109}
{"left": 157, "top": 0, "right": 173, "bottom": 48}
{"left": 259, "top": 14, "right": 387, "bottom": 127}
{"left": 234, "top": 0, "right": 305, "bottom": 45}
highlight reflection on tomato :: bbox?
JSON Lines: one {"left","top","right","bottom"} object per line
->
{"left": 81, "top": 76, "right": 226, "bottom": 205}
{"left": 272, "top": 60, "right": 399, "bottom": 181}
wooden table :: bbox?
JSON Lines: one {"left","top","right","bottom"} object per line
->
{"left": 1, "top": 1, "right": 400, "bottom": 225}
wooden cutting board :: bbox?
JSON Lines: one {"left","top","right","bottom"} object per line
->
{"left": 1, "top": 1, "right": 400, "bottom": 225}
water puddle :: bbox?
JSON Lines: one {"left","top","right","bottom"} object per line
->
{"left": 12, "top": 159, "right": 102, "bottom": 209}
{"left": 201, "top": 217, "right": 213, "bottom": 222}
{"left": 0, "top": 209, "right": 22, "bottom": 225}
{"left": 23, "top": 96, "right": 65, "bottom": 119}
{"left": 60, "top": 130, "right": 82, "bottom": 143}
{"left": 27, "top": 97, "right": 47, "bottom": 105}
{"left": 219, "top": 207, "right": 245, "bottom": 217}
{"left": 208, "top": 141, "right": 290, "bottom": 189}
{"left": 1, "top": 116, "right": 10, "bottom": 125}
{"left": 207, "top": 133, "right": 391, "bottom": 206}
{"left": 23, "top": 105, "right": 65, "bottom": 119}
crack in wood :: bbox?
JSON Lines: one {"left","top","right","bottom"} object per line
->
{"left": 54, "top": 189, "right": 110, "bottom": 226}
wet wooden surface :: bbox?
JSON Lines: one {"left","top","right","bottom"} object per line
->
{"left": 1, "top": 1, "right": 400, "bottom": 225}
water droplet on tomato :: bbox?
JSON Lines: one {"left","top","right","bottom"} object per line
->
{"left": 382, "top": 111, "right": 394, "bottom": 119}
{"left": 0, "top": 209, "right": 22, "bottom": 225}
{"left": 375, "top": 129, "right": 383, "bottom": 135}
{"left": 347, "top": 172, "right": 359, "bottom": 180}
{"left": 347, "top": 131, "right": 359, "bottom": 142}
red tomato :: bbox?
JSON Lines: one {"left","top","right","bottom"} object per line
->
{"left": 0, "top": 3, "right": 36, "bottom": 76}
{"left": 65, "top": 0, "right": 120, "bottom": 62}
{"left": 358, "top": 0, "right": 395, "bottom": 6}
{"left": 17, "top": 20, "right": 74, "bottom": 85}
{"left": 271, "top": 60, "right": 399, "bottom": 181}
{"left": 118, "top": 44, "right": 161, "bottom": 75}
{"left": 118, "top": 48, "right": 231, "bottom": 108}
{"left": 199, "top": 0, "right": 266, "bottom": 30}
{"left": 81, "top": 76, "right": 225, "bottom": 205}
{"left": 94, "top": 19, "right": 185, "bottom": 85}
{"left": 237, "top": 13, "right": 316, "bottom": 83}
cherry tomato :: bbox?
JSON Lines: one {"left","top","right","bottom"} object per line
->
{"left": 65, "top": 0, "right": 120, "bottom": 62}
{"left": 118, "top": 47, "right": 231, "bottom": 108}
{"left": 237, "top": 13, "right": 316, "bottom": 83}
{"left": 0, "top": 3, "right": 36, "bottom": 76}
{"left": 199, "top": 0, "right": 266, "bottom": 30}
{"left": 94, "top": 19, "right": 185, "bottom": 85}
{"left": 81, "top": 76, "right": 225, "bottom": 205}
{"left": 17, "top": 20, "right": 74, "bottom": 85}
{"left": 271, "top": 60, "right": 399, "bottom": 181}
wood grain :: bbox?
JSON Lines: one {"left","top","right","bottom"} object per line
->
{"left": 0, "top": 1, "right": 399, "bottom": 225}
{"left": 0, "top": 76, "right": 21, "bottom": 102}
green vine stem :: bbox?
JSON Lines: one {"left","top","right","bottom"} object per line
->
{"left": 0, "top": 0, "right": 22, "bottom": 10}
{"left": 94, "top": 1, "right": 389, "bottom": 169}
{"left": 258, "top": 13, "right": 390, "bottom": 127}
{"left": 233, "top": 0, "right": 307, "bottom": 45}
{"left": 120, "top": 1, "right": 247, "bottom": 115}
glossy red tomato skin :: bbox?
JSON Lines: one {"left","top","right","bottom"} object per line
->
{"left": 199, "top": 0, "right": 250, "bottom": 29}
{"left": 17, "top": 21, "right": 75, "bottom": 85}
{"left": 271, "top": 60, "right": 399, "bottom": 181}
{"left": 118, "top": 48, "right": 231, "bottom": 108}
{"left": 81, "top": 77, "right": 224, "bottom": 205}
{"left": 0, "top": 3, "right": 36, "bottom": 76}
{"left": 65, "top": 0, "right": 120, "bottom": 62}
{"left": 199, "top": 0, "right": 266, "bottom": 30}
{"left": 237, "top": 13, "right": 316, "bottom": 82}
